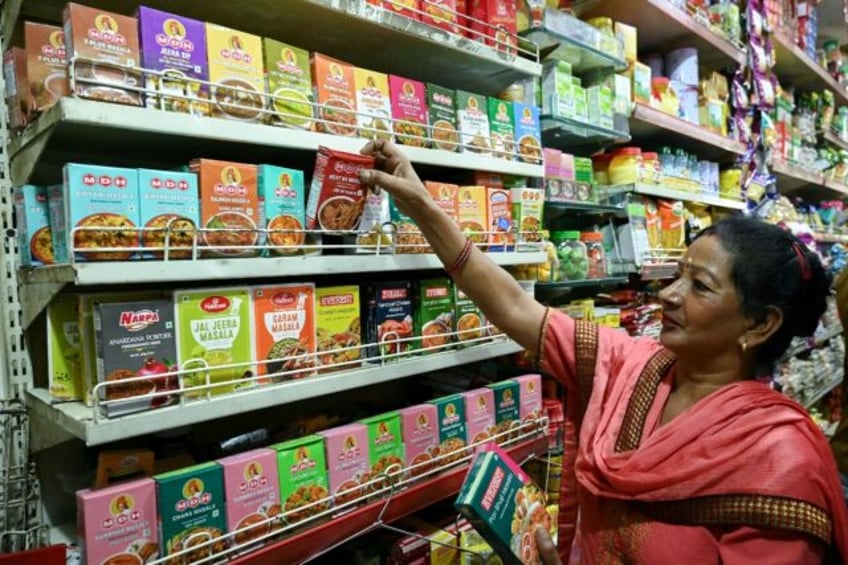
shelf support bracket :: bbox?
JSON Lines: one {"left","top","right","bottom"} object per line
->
{"left": 21, "top": 282, "right": 65, "bottom": 330}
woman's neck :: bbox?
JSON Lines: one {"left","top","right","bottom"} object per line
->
{"left": 672, "top": 357, "right": 749, "bottom": 400}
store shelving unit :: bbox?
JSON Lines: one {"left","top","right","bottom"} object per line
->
{"left": 25, "top": 338, "right": 524, "bottom": 448}
{"left": 230, "top": 433, "right": 548, "bottom": 565}
{"left": 11, "top": 98, "right": 544, "bottom": 186}
{"left": 6, "top": 0, "right": 541, "bottom": 95}
{"left": 17, "top": 251, "right": 544, "bottom": 330}
{"left": 773, "top": 31, "right": 848, "bottom": 105}
{"left": 600, "top": 182, "right": 747, "bottom": 210}
{"left": 541, "top": 114, "right": 631, "bottom": 149}
{"left": 629, "top": 104, "right": 747, "bottom": 159}
{"left": 783, "top": 324, "right": 844, "bottom": 359}
{"left": 536, "top": 276, "right": 629, "bottom": 290}
{"left": 580, "top": 0, "right": 746, "bottom": 69}
{"left": 823, "top": 130, "right": 848, "bottom": 152}
{"left": 801, "top": 369, "right": 845, "bottom": 409}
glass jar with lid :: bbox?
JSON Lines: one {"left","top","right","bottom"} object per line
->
{"left": 580, "top": 232, "right": 607, "bottom": 279}
{"left": 554, "top": 231, "right": 589, "bottom": 281}
{"left": 609, "top": 147, "right": 642, "bottom": 185}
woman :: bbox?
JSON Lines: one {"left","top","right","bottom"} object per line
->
{"left": 358, "top": 140, "right": 848, "bottom": 563}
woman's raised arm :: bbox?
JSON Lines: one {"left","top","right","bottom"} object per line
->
{"left": 359, "top": 139, "right": 547, "bottom": 355}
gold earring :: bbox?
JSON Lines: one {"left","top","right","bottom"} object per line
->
{"left": 740, "top": 339, "right": 748, "bottom": 353}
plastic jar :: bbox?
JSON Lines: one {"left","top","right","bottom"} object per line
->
{"left": 659, "top": 146, "right": 675, "bottom": 178}
{"left": 641, "top": 152, "right": 660, "bottom": 184}
{"left": 581, "top": 232, "right": 607, "bottom": 279}
{"left": 592, "top": 153, "right": 614, "bottom": 186}
{"left": 609, "top": 147, "right": 642, "bottom": 185}
{"left": 555, "top": 231, "right": 588, "bottom": 281}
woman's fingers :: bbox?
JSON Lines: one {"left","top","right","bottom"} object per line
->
{"left": 535, "top": 526, "right": 561, "bottom": 565}
{"left": 359, "top": 168, "right": 408, "bottom": 194}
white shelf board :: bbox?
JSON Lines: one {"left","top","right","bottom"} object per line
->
{"left": 10, "top": 0, "right": 540, "bottom": 95}
{"left": 630, "top": 104, "right": 746, "bottom": 160}
{"left": 20, "top": 251, "right": 545, "bottom": 286}
{"left": 602, "top": 183, "right": 746, "bottom": 210}
{"left": 11, "top": 98, "right": 544, "bottom": 185}
{"left": 26, "top": 340, "right": 524, "bottom": 447}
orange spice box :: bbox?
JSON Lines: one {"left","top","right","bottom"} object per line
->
{"left": 425, "top": 182, "right": 459, "bottom": 224}
{"left": 311, "top": 53, "right": 357, "bottom": 136}
{"left": 456, "top": 185, "right": 487, "bottom": 247}
{"left": 252, "top": 283, "right": 316, "bottom": 381}
{"left": 189, "top": 159, "right": 261, "bottom": 257}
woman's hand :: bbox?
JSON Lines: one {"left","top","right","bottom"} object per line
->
{"left": 359, "top": 139, "right": 427, "bottom": 217}
{"left": 536, "top": 527, "right": 562, "bottom": 565}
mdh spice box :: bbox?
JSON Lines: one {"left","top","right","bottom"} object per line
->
{"left": 138, "top": 6, "right": 209, "bottom": 115}
{"left": 488, "top": 98, "right": 516, "bottom": 160}
{"left": 425, "top": 181, "right": 459, "bottom": 223}
{"left": 190, "top": 159, "right": 260, "bottom": 257}
{"left": 400, "top": 404, "right": 439, "bottom": 478}
{"left": 364, "top": 281, "right": 415, "bottom": 360}
{"left": 455, "top": 445, "right": 550, "bottom": 565}
{"left": 315, "top": 285, "right": 361, "bottom": 373}
{"left": 429, "top": 394, "right": 468, "bottom": 467}
{"left": 264, "top": 39, "right": 313, "bottom": 129}
{"left": 306, "top": 147, "right": 374, "bottom": 232}
{"left": 312, "top": 53, "right": 357, "bottom": 136}
{"left": 219, "top": 448, "right": 282, "bottom": 546}
{"left": 51, "top": 164, "right": 140, "bottom": 262}
{"left": 319, "top": 423, "right": 370, "bottom": 510}
{"left": 414, "top": 278, "right": 454, "bottom": 353}
{"left": 513, "top": 102, "right": 542, "bottom": 164}
{"left": 175, "top": 287, "right": 254, "bottom": 397}
{"left": 138, "top": 168, "right": 199, "bottom": 259}
{"left": 258, "top": 165, "right": 307, "bottom": 256}
{"left": 359, "top": 412, "right": 406, "bottom": 491}
{"left": 463, "top": 387, "right": 497, "bottom": 446}
{"left": 252, "top": 283, "right": 316, "bottom": 381}
{"left": 511, "top": 188, "right": 544, "bottom": 248}
{"left": 205, "top": 23, "right": 264, "bottom": 122}
{"left": 24, "top": 22, "right": 68, "bottom": 114}
{"left": 14, "top": 184, "right": 54, "bottom": 267}
{"left": 93, "top": 297, "right": 177, "bottom": 417}
{"left": 77, "top": 477, "right": 158, "bottom": 565}
{"left": 390, "top": 75, "right": 428, "bottom": 147}
{"left": 354, "top": 67, "right": 393, "bottom": 141}
{"left": 454, "top": 286, "right": 484, "bottom": 346}
{"left": 155, "top": 462, "right": 228, "bottom": 563}
{"left": 515, "top": 374, "right": 543, "bottom": 429}
{"left": 427, "top": 84, "right": 459, "bottom": 152}
{"left": 456, "top": 185, "right": 488, "bottom": 248}
{"left": 273, "top": 435, "right": 330, "bottom": 525}
{"left": 63, "top": 3, "right": 141, "bottom": 106}
{"left": 457, "top": 91, "right": 492, "bottom": 156}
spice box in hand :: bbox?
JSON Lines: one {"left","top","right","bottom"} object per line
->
{"left": 306, "top": 146, "right": 374, "bottom": 232}
{"left": 155, "top": 462, "right": 228, "bottom": 563}
{"left": 77, "top": 477, "right": 159, "bottom": 565}
{"left": 455, "top": 445, "right": 549, "bottom": 565}
{"left": 273, "top": 435, "right": 330, "bottom": 525}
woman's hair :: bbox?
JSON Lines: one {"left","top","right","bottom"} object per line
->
{"left": 693, "top": 215, "right": 831, "bottom": 368}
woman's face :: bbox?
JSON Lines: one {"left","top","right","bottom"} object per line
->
{"left": 658, "top": 235, "right": 750, "bottom": 360}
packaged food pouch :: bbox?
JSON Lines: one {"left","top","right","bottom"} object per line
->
{"left": 658, "top": 199, "right": 685, "bottom": 250}
{"left": 348, "top": 188, "right": 392, "bottom": 254}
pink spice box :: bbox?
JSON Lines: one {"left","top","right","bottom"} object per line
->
{"left": 218, "top": 448, "right": 281, "bottom": 548}
{"left": 462, "top": 388, "right": 497, "bottom": 447}
{"left": 399, "top": 404, "right": 439, "bottom": 478}
{"left": 319, "top": 423, "right": 369, "bottom": 512}
{"left": 515, "top": 374, "right": 543, "bottom": 427}
{"left": 77, "top": 477, "right": 159, "bottom": 564}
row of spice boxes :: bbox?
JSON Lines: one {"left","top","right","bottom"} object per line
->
{"left": 15, "top": 156, "right": 546, "bottom": 266}
{"left": 8, "top": 4, "right": 542, "bottom": 162}
{"left": 48, "top": 278, "right": 533, "bottom": 413}
{"left": 76, "top": 375, "right": 543, "bottom": 565}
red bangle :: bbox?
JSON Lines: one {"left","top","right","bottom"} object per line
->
{"left": 445, "top": 238, "right": 473, "bottom": 278}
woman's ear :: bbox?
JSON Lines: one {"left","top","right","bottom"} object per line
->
{"left": 744, "top": 306, "right": 783, "bottom": 350}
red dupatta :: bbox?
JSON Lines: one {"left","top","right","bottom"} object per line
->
{"left": 556, "top": 318, "right": 848, "bottom": 562}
